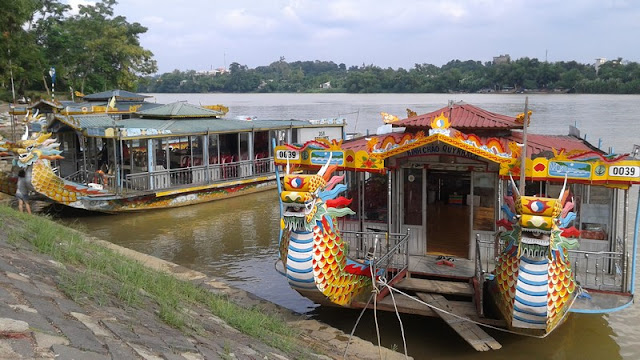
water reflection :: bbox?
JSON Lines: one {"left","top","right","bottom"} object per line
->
{"left": 57, "top": 190, "right": 317, "bottom": 314}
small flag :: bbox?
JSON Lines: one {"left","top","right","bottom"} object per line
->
{"left": 108, "top": 96, "right": 116, "bottom": 109}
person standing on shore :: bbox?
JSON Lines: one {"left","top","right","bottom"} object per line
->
{"left": 15, "top": 169, "right": 32, "bottom": 214}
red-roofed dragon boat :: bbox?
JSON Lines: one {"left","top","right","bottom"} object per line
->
{"left": 274, "top": 102, "right": 640, "bottom": 350}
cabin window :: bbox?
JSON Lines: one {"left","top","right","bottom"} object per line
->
{"left": 128, "top": 139, "right": 147, "bottom": 172}
{"left": 403, "top": 169, "right": 422, "bottom": 226}
{"left": 151, "top": 138, "right": 167, "bottom": 170}
{"left": 219, "top": 133, "right": 238, "bottom": 162}
{"left": 254, "top": 131, "right": 269, "bottom": 159}
{"left": 208, "top": 134, "right": 220, "bottom": 164}
{"left": 472, "top": 172, "right": 496, "bottom": 231}
{"left": 580, "top": 186, "right": 612, "bottom": 241}
{"left": 239, "top": 133, "right": 250, "bottom": 161}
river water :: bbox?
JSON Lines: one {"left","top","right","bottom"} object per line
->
{"left": 59, "top": 94, "right": 640, "bottom": 359}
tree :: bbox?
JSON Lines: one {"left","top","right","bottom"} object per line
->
{"left": 36, "top": 0, "right": 157, "bottom": 94}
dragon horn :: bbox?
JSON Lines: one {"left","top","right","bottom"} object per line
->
{"left": 509, "top": 174, "right": 520, "bottom": 197}
{"left": 558, "top": 174, "right": 568, "bottom": 201}
{"left": 317, "top": 152, "right": 333, "bottom": 176}
{"left": 21, "top": 125, "right": 29, "bottom": 141}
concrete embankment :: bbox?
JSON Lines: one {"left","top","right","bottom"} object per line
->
{"left": 0, "top": 205, "right": 409, "bottom": 359}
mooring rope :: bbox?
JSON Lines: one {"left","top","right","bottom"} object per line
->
{"left": 376, "top": 277, "right": 581, "bottom": 339}
{"left": 343, "top": 293, "right": 374, "bottom": 359}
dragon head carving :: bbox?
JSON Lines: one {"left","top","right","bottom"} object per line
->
{"left": 494, "top": 176, "right": 579, "bottom": 333}
{"left": 13, "top": 133, "right": 63, "bottom": 168}
{"left": 280, "top": 154, "right": 354, "bottom": 232}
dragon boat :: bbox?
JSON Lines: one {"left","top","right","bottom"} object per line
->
{"left": 0, "top": 90, "right": 345, "bottom": 212}
{"left": 274, "top": 102, "right": 640, "bottom": 350}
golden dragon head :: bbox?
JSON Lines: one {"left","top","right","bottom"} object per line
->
{"left": 14, "top": 133, "right": 63, "bottom": 168}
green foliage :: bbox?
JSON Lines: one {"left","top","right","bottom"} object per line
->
{"left": 138, "top": 56, "right": 640, "bottom": 94}
{"left": 0, "top": 0, "right": 156, "bottom": 96}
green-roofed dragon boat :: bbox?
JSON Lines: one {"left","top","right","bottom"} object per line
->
{"left": 0, "top": 90, "right": 344, "bottom": 212}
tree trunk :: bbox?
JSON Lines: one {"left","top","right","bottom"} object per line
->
{"left": 42, "top": 74, "right": 50, "bottom": 95}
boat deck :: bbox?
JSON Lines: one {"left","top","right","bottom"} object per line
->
{"left": 409, "top": 254, "right": 476, "bottom": 279}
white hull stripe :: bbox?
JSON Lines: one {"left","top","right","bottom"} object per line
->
{"left": 287, "top": 254, "right": 313, "bottom": 263}
{"left": 288, "top": 245, "right": 313, "bottom": 253}
{"left": 286, "top": 264, "right": 313, "bottom": 274}
{"left": 520, "top": 257, "right": 549, "bottom": 266}
{"left": 516, "top": 285, "right": 548, "bottom": 297}
{"left": 514, "top": 305, "right": 547, "bottom": 317}
{"left": 514, "top": 295, "right": 547, "bottom": 308}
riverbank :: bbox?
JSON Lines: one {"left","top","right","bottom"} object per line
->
{"left": 0, "top": 205, "right": 408, "bottom": 359}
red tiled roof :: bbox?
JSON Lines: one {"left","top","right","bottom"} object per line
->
{"left": 506, "top": 131, "right": 598, "bottom": 156}
{"left": 342, "top": 129, "right": 598, "bottom": 159}
{"left": 394, "top": 103, "right": 523, "bottom": 130}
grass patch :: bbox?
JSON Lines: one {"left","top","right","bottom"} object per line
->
{"left": 0, "top": 205, "right": 311, "bottom": 357}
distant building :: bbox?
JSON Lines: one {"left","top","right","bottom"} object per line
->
{"left": 594, "top": 58, "right": 607, "bottom": 74}
{"left": 493, "top": 54, "right": 511, "bottom": 65}
{"left": 320, "top": 81, "right": 331, "bottom": 89}
{"left": 196, "top": 67, "right": 228, "bottom": 76}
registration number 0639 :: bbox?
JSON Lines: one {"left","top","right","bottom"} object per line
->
{"left": 609, "top": 166, "right": 640, "bottom": 178}
{"left": 276, "top": 150, "right": 299, "bottom": 160}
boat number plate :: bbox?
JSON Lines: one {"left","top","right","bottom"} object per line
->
{"left": 609, "top": 166, "right": 639, "bottom": 178}
{"left": 276, "top": 150, "right": 300, "bottom": 160}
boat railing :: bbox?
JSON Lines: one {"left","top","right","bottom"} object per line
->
{"left": 64, "top": 169, "right": 116, "bottom": 192}
{"left": 341, "top": 229, "right": 411, "bottom": 284}
{"left": 123, "top": 157, "right": 276, "bottom": 192}
{"left": 568, "top": 247, "right": 626, "bottom": 293}
{"left": 474, "top": 234, "right": 485, "bottom": 316}
{"left": 475, "top": 231, "right": 503, "bottom": 274}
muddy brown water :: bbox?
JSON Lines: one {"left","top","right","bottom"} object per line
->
{"left": 56, "top": 94, "right": 640, "bottom": 359}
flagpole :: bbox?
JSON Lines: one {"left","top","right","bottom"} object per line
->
{"left": 519, "top": 97, "right": 529, "bottom": 195}
{"left": 8, "top": 48, "right": 16, "bottom": 142}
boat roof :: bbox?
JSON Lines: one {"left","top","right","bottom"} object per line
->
{"left": 394, "top": 102, "right": 523, "bottom": 130}
{"left": 59, "top": 101, "right": 162, "bottom": 114}
{"left": 136, "top": 102, "right": 224, "bottom": 118}
{"left": 82, "top": 89, "right": 151, "bottom": 102}
{"left": 342, "top": 129, "right": 599, "bottom": 158}
{"left": 50, "top": 114, "right": 343, "bottom": 138}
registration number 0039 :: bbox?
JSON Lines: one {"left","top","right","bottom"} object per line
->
{"left": 609, "top": 166, "right": 639, "bottom": 178}
{"left": 276, "top": 150, "right": 300, "bottom": 160}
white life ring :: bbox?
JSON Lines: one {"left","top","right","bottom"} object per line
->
{"left": 82, "top": 106, "right": 88, "bottom": 113}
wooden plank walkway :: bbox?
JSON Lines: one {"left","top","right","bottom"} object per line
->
{"left": 417, "top": 293, "right": 502, "bottom": 351}
{"left": 394, "top": 278, "right": 473, "bottom": 297}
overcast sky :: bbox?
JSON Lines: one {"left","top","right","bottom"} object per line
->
{"left": 68, "top": 0, "right": 639, "bottom": 74}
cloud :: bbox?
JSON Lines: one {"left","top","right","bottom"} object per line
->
{"left": 108, "top": 0, "right": 640, "bottom": 72}
{"left": 66, "top": 0, "right": 95, "bottom": 15}
{"left": 217, "top": 8, "right": 279, "bottom": 35}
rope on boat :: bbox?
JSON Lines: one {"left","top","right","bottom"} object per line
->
{"left": 343, "top": 241, "right": 410, "bottom": 360}
{"left": 343, "top": 293, "right": 374, "bottom": 359}
{"left": 376, "top": 278, "right": 581, "bottom": 339}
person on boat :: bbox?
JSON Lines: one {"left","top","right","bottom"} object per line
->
{"left": 15, "top": 169, "right": 32, "bottom": 214}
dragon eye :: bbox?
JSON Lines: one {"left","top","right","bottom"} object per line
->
{"left": 19, "top": 153, "right": 28, "bottom": 159}
{"left": 26, "top": 145, "right": 34, "bottom": 151}
{"left": 289, "top": 177, "right": 303, "bottom": 189}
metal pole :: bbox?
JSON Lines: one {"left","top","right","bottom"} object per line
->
{"left": 387, "top": 168, "right": 392, "bottom": 251}
{"left": 630, "top": 187, "right": 639, "bottom": 293}
{"left": 519, "top": 97, "right": 529, "bottom": 195}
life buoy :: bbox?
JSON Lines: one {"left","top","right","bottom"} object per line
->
{"left": 82, "top": 106, "right": 88, "bottom": 113}
{"left": 93, "top": 170, "right": 108, "bottom": 185}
